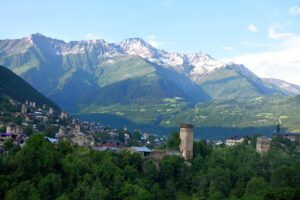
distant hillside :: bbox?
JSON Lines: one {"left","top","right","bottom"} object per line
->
{"left": 74, "top": 94, "right": 300, "bottom": 139}
{"left": 74, "top": 62, "right": 211, "bottom": 109}
{"left": 263, "top": 78, "right": 300, "bottom": 95}
{"left": 0, "top": 65, "right": 58, "bottom": 108}
{"left": 197, "top": 64, "right": 287, "bottom": 99}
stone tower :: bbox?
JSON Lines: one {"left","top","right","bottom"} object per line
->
{"left": 179, "top": 123, "right": 194, "bottom": 160}
{"left": 60, "top": 111, "right": 68, "bottom": 120}
{"left": 74, "top": 124, "right": 81, "bottom": 134}
{"left": 256, "top": 136, "right": 270, "bottom": 154}
{"left": 21, "top": 104, "right": 27, "bottom": 114}
{"left": 49, "top": 107, "right": 54, "bottom": 115}
{"left": 6, "top": 123, "right": 23, "bottom": 134}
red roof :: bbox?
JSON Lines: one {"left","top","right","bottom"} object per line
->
{"left": 97, "top": 142, "right": 120, "bottom": 148}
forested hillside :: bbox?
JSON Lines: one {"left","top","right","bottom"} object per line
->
{"left": 1, "top": 133, "right": 299, "bottom": 200}
{"left": 0, "top": 65, "right": 58, "bottom": 108}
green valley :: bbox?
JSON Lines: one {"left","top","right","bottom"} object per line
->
{"left": 73, "top": 94, "right": 300, "bottom": 139}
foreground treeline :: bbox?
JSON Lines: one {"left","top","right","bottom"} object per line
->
{"left": 1, "top": 134, "right": 300, "bottom": 200}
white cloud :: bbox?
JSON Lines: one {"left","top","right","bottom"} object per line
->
{"left": 248, "top": 24, "right": 258, "bottom": 32}
{"left": 221, "top": 46, "right": 233, "bottom": 50}
{"left": 232, "top": 36, "right": 300, "bottom": 85}
{"left": 145, "top": 35, "right": 175, "bottom": 48}
{"left": 268, "top": 27, "right": 293, "bottom": 39}
{"left": 146, "top": 34, "right": 156, "bottom": 40}
{"left": 241, "top": 41, "right": 275, "bottom": 48}
{"left": 290, "top": 6, "right": 300, "bottom": 15}
{"left": 148, "top": 41, "right": 166, "bottom": 48}
{"left": 85, "top": 33, "right": 102, "bottom": 39}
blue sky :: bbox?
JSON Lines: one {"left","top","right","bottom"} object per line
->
{"left": 1, "top": 0, "right": 300, "bottom": 84}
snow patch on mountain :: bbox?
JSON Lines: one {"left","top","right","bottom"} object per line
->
{"left": 2, "top": 33, "right": 231, "bottom": 76}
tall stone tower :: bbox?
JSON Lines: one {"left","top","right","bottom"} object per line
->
{"left": 256, "top": 136, "right": 270, "bottom": 154}
{"left": 49, "top": 107, "right": 54, "bottom": 115}
{"left": 60, "top": 111, "right": 68, "bottom": 120}
{"left": 21, "top": 104, "right": 27, "bottom": 114}
{"left": 179, "top": 123, "right": 194, "bottom": 160}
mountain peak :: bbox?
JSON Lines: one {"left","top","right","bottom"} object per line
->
{"left": 120, "top": 37, "right": 152, "bottom": 48}
{"left": 26, "top": 33, "right": 49, "bottom": 41}
{"left": 120, "top": 37, "right": 157, "bottom": 58}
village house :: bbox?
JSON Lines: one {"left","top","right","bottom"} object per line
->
{"left": 225, "top": 135, "right": 251, "bottom": 146}
{"left": 58, "top": 126, "right": 71, "bottom": 136}
{"left": 71, "top": 133, "right": 95, "bottom": 147}
{"left": 273, "top": 132, "right": 300, "bottom": 142}
{"left": 129, "top": 146, "right": 152, "bottom": 158}
{"left": 6, "top": 123, "right": 23, "bottom": 134}
{"left": 98, "top": 139, "right": 123, "bottom": 147}
{"left": 143, "top": 132, "right": 150, "bottom": 138}
{"left": 90, "top": 121, "right": 95, "bottom": 127}
{"left": 0, "top": 133, "right": 26, "bottom": 154}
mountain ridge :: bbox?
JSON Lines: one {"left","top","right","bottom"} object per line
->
{"left": 0, "top": 33, "right": 225, "bottom": 75}
{"left": 1, "top": 33, "right": 300, "bottom": 136}
{"left": 263, "top": 78, "right": 300, "bottom": 95}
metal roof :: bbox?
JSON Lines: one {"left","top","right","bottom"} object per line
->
{"left": 0, "top": 133, "right": 12, "bottom": 136}
{"left": 0, "top": 133, "right": 25, "bottom": 136}
{"left": 132, "top": 146, "right": 151, "bottom": 152}
{"left": 45, "top": 137, "right": 59, "bottom": 143}
{"left": 93, "top": 146, "right": 120, "bottom": 152}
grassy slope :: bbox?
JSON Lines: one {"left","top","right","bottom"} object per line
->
{"left": 198, "top": 66, "right": 286, "bottom": 99}
{"left": 75, "top": 74, "right": 187, "bottom": 107}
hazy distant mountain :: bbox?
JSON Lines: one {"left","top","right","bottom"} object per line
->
{"left": 262, "top": 78, "right": 300, "bottom": 95}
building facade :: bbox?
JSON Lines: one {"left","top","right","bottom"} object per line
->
{"left": 273, "top": 133, "right": 300, "bottom": 142}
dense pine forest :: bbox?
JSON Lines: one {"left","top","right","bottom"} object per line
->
{"left": 1, "top": 133, "right": 299, "bottom": 200}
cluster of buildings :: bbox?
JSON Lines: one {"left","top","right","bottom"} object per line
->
{"left": 0, "top": 99, "right": 169, "bottom": 154}
{"left": 224, "top": 132, "right": 300, "bottom": 154}
{"left": 92, "top": 123, "right": 195, "bottom": 161}
{"left": 0, "top": 100, "right": 59, "bottom": 153}
{"left": 1, "top": 98, "right": 300, "bottom": 158}
{"left": 0, "top": 123, "right": 26, "bottom": 154}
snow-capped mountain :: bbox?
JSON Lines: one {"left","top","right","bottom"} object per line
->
{"left": 0, "top": 33, "right": 226, "bottom": 76}
{"left": 118, "top": 37, "right": 225, "bottom": 75}
{"left": 263, "top": 78, "right": 300, "bottom": 95}
{"left": 0, "top": 33, "right": 292, "bottom": 108}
